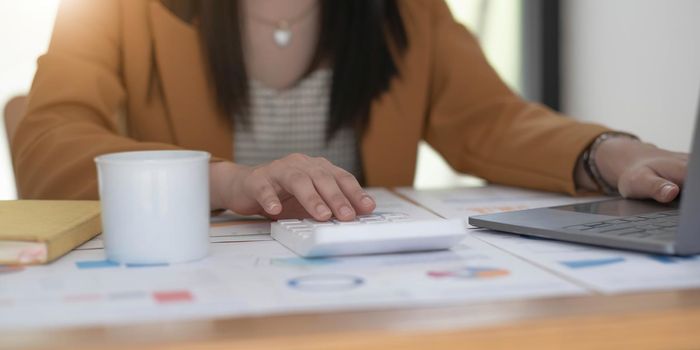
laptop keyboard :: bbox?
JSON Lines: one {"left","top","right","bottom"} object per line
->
{"left": 563, "top": 210, "right": 679, "bottom": 241}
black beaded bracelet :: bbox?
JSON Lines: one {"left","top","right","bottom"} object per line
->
{"left": 581, "top": 132, "right": 639, "bottom": 195}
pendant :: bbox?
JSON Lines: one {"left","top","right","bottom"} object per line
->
{"left": 274, "top": 29, "right": 292, "bottom": 47}
{"left": 273, "top": 20, "right": 291, "bottom": 48}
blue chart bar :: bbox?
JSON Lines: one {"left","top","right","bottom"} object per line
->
{"left": 287, "top": 274, "right": 364, "bottom": 292}
{"left": 75, "top": 261, "right": 171, "bottom": 269}
{"left": 560, "top": 257, "right": 625, "bottom": 269}
{"left": 648, "top": 255, "right": 700, "bottom": 264}
{"left": 75, "top": 260, "right": 120, "bottom": 269}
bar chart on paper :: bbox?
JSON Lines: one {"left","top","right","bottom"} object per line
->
{"left": 398, "top": 186, "right": 700, "bottom": 294}
{"left": 0, "top": 235, "right": 588, "bottom": 330}
{"left": 471, "top": 230, "right": 700, "bottom": 294}
{"left": 427, "top": 266, "right": 510, "bottom": 280}
{"left": 0, "top": 190, "right": 588, "bottom": 330}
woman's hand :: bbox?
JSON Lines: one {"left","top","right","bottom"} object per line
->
{"left": 583, "top": 137, "right": 689, "bottom": 203}
{"left": 210, "top": 153, "right": 376, "bottom": 221}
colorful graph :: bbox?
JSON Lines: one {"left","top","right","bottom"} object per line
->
{"left": 559, "top": 257, "right": 625, "bottom": 269}
{"left": 287, "top": 274, "right": 364, "bottom": 292}
{"left": 427, "top": 266, "right": 510, "bottom": 280}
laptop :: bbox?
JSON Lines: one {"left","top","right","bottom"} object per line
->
{"left": 469, "top": 98, "right": 700, "bottom": 256}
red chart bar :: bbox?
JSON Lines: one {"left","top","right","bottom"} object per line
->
{"left": 152, "top": 290, "right": 194, "bottom": 304}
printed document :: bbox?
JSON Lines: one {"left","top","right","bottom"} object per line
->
{"left": 0, "top": 189, "right": 583, "bottom": 330}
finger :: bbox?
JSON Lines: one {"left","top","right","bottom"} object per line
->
{"left": 265, "top": 198, "right": 313, "bottom": 220}
{"left": 305, "top": 165, "right": 356, "bottom": 221}
{"left": 651, "top": 158, "right": 688, "bottom": 187}
{"left": 618, "top": 167, "right": 680, "bottom": 203}
{"left": 245, "top": 175, "right": 282, "bottom": 215}
{"left": 672, "top": 151, "right": 689, "bottom": 161}
{"left": 272, "top": 169, "right": 333, "bottom": 221}
{"left": 327, "top": 166, "right": 375, "bottom": 215}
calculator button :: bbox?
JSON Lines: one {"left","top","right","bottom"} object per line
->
{"left": 359, "top": 218, "right": 385, "bottom": 223}
{"left": 296, "top": 232, "right": 312, "bottom": 239}
{"left": 382, "top": 213, "right": 408, "bottom": 219}
{"left": 285, "top": 224, "right": 309, "bottom": 230}
{"left": 334, "top": 221, "right": 362, "bottom": 225}
{"left": 389, "top": 218, "right": 412, "bottom": 222}
{"left": 356, "top": 215, "right": 381, "bottom": 220}
{"left": 303, "top": 219, "right": 333, "bottom": 226}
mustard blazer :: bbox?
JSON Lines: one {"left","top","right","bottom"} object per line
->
{"left": 12, "top": 0, "right": 609, "bottom": 199}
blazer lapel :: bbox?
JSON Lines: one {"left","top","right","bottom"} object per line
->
{"left": 148, "top": 2, "right": 233, "bottom": 160}
{"left": 361, "top": 91, "right": 417, "bottom": 187}
{"left": 361, "top": 4, "right": 432, "bottom": 187}
{"left": 361, "top": 54, "right": 429, "bottom": 187}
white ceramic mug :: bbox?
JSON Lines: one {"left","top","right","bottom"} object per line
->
{"left": 95, "top": 150, "right": 211, "bottom": 264}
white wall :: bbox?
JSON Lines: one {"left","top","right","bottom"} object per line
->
{"left": 0, "top": 1, "right": 61, "bottom": 199}
{"left": 415, "top": 0, "right": 521, "bottom": 189}
{"left": 562, "top": 0, "right": 700, "bottom": 153}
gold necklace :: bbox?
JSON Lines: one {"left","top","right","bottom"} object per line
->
{"left": 249, "top": 2, "right": 319, "bottom": 48}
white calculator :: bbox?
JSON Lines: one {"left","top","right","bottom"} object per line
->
{"left": 270, "top": 212, "right": 467, "bottom": 258}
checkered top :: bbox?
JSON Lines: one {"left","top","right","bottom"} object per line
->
{"left": 234, "top": 69, "right": 361, "bottom": 178}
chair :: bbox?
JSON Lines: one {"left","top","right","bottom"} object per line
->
{"left": 3, "top": 95, "right": 27, "bottom": 198}
{"left": 3, "top": 95, "right": 28, "bottom": 145}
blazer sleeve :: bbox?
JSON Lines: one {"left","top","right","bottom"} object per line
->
{"left": 423, "top": 1, "right": 610, "bottom": 195}
{"left": 12, "top": 0, "right": 180, "bottom": 199}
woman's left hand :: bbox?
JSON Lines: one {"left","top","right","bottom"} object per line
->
{"left": 593, "top": 137, "right": 689, "bottom": 202}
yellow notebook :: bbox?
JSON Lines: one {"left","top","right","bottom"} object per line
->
{"left": 0, "top": 200, "right": 101, "bottom": 265}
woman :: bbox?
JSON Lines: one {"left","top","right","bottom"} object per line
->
{"left": 12, "top": 0, "right": 688, "bottom": 221}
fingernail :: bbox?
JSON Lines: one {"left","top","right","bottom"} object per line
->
{"left": 361, "top": 195, "right": 374, "bottom": 208}
{"left": 267, "top": 202, "right": 280, "bottom": 213}
{"left": 661, "top": 184, "right": 676, "bottom": 199}
{"left": 316, "top": 204, "right": 331, "bottom": 217}
{"left": 339, "top": 205, "right": 354, "bottom": 218}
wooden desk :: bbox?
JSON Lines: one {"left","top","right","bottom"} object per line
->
{"left": 4, "top": 289, "right": 700, "bottom": 350}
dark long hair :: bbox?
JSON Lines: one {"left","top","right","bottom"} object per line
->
{"left": 160, "top": 0, "right": 408, "bottom": 139}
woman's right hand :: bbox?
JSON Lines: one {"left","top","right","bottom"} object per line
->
{"left": 210, "top": 154, "right": 376, "bottom": 221}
